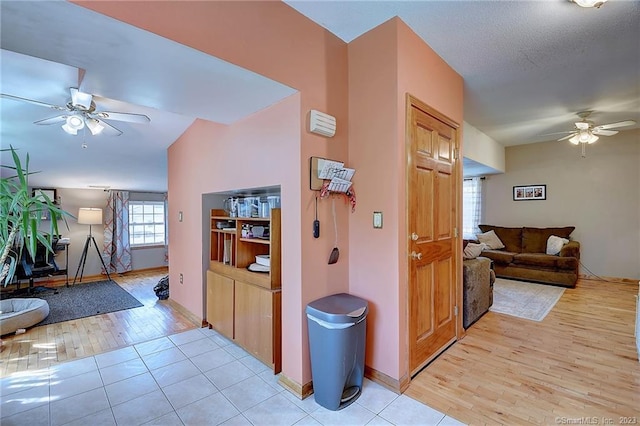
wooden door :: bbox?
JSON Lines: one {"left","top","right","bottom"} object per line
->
{"left": 407, "top": 95, "right": 459, "bottom": 375}
{"left": 206, "top": 270, "right": 234, "bottom": 338}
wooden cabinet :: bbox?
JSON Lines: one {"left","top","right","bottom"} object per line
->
{"left": 206, "top": 208, "right": 281, "bottom": 373}
{"left": 234, "top": 280, "right": 281, "bottom": 372}
{"left": 206, "top": 270, "right": 234, "bottom": 338}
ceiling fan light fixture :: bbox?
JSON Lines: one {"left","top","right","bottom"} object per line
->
{"left": 588, "top": 134, "right": 599, "bottom": 144}
{"left": 578, "top": 130, "right": 591, "bottom": 143}
{"left": 61, "top": 123, "right": 78, "bottom": 135}
{"left": 71, "top": 89, "right": 93, "bottom": 110}
{"left": 66, "top": 114, "right": 85, "bottom": 130}
{"left": 568, "top": 134, "right": 581, "bottom": 145}
{"left": 571, "top": 0, "right": 607, "bottom": 8}
{"left": 86, "top": 118, "right": 104, "bottom": 135}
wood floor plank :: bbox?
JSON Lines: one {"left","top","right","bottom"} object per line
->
{"left": 406, "top": 278, "right": 640, "bottom": 425}
{"left": 0, "top": 269, "right": 198, "bottom": 377}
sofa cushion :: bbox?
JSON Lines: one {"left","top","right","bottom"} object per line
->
{"left": 513, "top": 253, "right": 557, "bottom": 268}
{"left": 478, "top": 225, "right": 523, "bottom": 253}
{"left": 522, "top": 226, "right": 575, "bottom": 254}
{"left": 477, "top": 230, "right": 505, "bottom": 250}
{"left": 464, "top": 243, "right": 486, "bottom": 260}
{"left": 546, "top": 235, "right": 569, "bottom": 255}
{"left": 480, "top": 250, "right": 515, "bottom": 265}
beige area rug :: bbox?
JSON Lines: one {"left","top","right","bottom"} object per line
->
{"left": 490, "top": 278, "right": 565, "bottom": 321}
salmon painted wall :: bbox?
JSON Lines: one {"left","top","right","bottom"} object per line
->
{"left": 396, "top": 19, "right": 464, "bottom": 379}
{"left": 348, "top": 19, "right": 401, "bottom": 381}
{"left": 77, "top": 1, "right": 349, "bottom": 386}
{"left": 348, "top": 18, "right": 463, "bottom": 382}
{"left": 168, "top": 94, "right": 303, "bottom": 374}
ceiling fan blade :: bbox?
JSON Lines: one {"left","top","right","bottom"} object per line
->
{"left": 1, "top": 93, "right": 66, "bottom": 110}
{"left": 34, "top": 115, "right": 67, "bottom": 125}
{"left": 94, "top": 110, "right": 150, "bottom": 123}
{"left": 95, "top": 118, "right": 123, "bottom": 136}
{"left": 594, "top": 120, "right": 636, "bottom": 130}
{"left": 538, "top": 130, "right": 574, "bottom": 137}
{"left": 592, "top": 129, "right": 618, "bottom": 136}
{"left": 558, "top": 133, "right": 576, "bottom": 141}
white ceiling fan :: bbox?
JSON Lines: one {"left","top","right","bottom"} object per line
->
{"left": 543, "top": 111, "right": 636, "bottom": 157}
{"left": 1, "top": 87, "right": 151, "bottom": 137}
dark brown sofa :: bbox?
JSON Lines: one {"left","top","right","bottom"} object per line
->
{"left": 476, "top": 225, "right": 580, "bottom": 288}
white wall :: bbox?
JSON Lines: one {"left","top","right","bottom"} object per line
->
{"left": 484, "top": 129, "right": 640, "bottom": 280}
{"left": 37, "top": 188, "right": 167, "bottom": 282}
{"left": 462, "top": 121, "right": 505, "bottom": 174}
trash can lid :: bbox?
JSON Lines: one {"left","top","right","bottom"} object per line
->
{"left": 306, "top": 293, "right": 368, "bottom": 324}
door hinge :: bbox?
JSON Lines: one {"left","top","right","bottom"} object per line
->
{"left": 454, "top": 227, "right": 458, "bottom": 238}
{"left": 454, "top": 148, "right": 459, "bottom": 160}
{"left": 454, "top": 306, "right": 458, "bottom": 316}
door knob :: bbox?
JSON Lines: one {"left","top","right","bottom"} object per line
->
{"left": 411, "top": 232, "right": 419, "bottom": 241}
{"left": 411, "top": 251, "right": 422, "bottom": 260}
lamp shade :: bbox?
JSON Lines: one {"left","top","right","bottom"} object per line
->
{"left": 78, "top": 207, "right": 103, "bottom": 225}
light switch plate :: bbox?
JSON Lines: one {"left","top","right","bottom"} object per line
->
{"left": 373, "top": 211, "right": 383, "bottom": 229}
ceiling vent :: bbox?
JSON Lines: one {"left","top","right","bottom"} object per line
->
{"left": 309, "top": 110, "right": 336, "bottom": 138}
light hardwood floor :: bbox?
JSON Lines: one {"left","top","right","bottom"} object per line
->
{"left": 406, "top": 278, "right": 640, "bottom": 425}
{"left": 0, "top": 269, "right": 198, "bottom": 378}
{"left": 2, "top": 272, "right": 638, "bottom": 425}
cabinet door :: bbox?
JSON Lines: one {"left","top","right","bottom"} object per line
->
{"left": 206, "top": 270, "right": 234, "bottom": 339}
{"left": 234, "top": 280, "right": 273, "bottom": 366}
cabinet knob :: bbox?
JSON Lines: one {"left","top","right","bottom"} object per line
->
{"left": 411, "top": 251, "right": 422, "bottom": 260}
{"left": 411, "top": 232, "right": 419, "bottom": 241}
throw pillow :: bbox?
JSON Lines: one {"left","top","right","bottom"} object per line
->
{"left": 463, "top": 242, "right": 486, "bottom": 260}
{"left": 476, "top": 230, "right": 505, "bottom": 250}
{"left": 546, "top": 235, "right": 569, "bottom": 255}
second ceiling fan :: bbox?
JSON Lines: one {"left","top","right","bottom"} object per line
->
{"left": 543, "top": 111, "right": 636, "bottom": 157}
{"left": 1, "top": 87, "right": 151, "bottom": 136}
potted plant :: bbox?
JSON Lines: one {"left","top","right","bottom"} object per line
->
{"left": 0, "top": 146, "right": 71, "bottom": 286}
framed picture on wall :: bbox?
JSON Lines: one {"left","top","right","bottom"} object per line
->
{"left": 513, "top": 184, "right": 546, "bottom": 201}
{"left": 32, "top": 188, "right": 57, "bottom": 204}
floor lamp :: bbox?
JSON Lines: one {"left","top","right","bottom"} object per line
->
{"left": 73, "top": 207, "right": 111, "bottom": 285}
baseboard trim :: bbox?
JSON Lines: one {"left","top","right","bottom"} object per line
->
{"left": 365, "top": 366, "right": 409, "bottom": 394}
{"left": 163, "top": 298, "right": 203, "bottom": 328}
{"left": 579, "top": 274, "right": 638, "bottom": 284}
{"left": 278, "top": 374, "right": 313, "bottom": 400}
{"left": 129, "top": 266, "right": 169, "bottom": 274}
{"left": 277, "top": 366, "right": 408, "bottom": 400}
{"left": 6, "top": 266, "right": 170, "bottom": 289}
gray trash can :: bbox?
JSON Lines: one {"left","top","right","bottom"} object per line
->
{"left": 306, "top": 293, "right": 368, "bottom": 411}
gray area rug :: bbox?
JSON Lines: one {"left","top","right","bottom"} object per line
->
{"left": 3, "top": 280, "right": 143, "bottom": 326}
{"left": 490, "top": 278, "right": 565, "bottom": 321}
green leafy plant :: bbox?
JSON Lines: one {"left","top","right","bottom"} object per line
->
{"left": 0, "top": 146, "right": 71, "bottom": 286}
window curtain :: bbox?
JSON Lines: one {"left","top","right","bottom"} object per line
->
{"left": 463, "top": 177, "right": 483, "bottom": 240}
{"left": 103, "top": 190, "right": 132, "bottom": 274}
{"left": 163, "top": 192, "right": 168, "bottom": 265}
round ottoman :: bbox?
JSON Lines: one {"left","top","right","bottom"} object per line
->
{"left": 0, "top": 298, "right": 50, "bottom": 335}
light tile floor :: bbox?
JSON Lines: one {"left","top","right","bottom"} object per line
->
{"left": 1, "top": 328, "right": 465, "bottom": 425}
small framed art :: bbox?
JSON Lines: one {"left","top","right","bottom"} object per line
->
{"left": 32, "top": 188, "right": 57, "bottom": 204}
{"left": 513, "top": 184, "right": 546, "bottom": 201}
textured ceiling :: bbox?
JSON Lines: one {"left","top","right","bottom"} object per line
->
{"left": 0, "top": 1, "right": 296, "bottom": 192}
{"left": 1, "top": 1, "right": 638, "bottom": 191}
{"left": 285, "top": 0, "right": 640, "bottom": 146}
